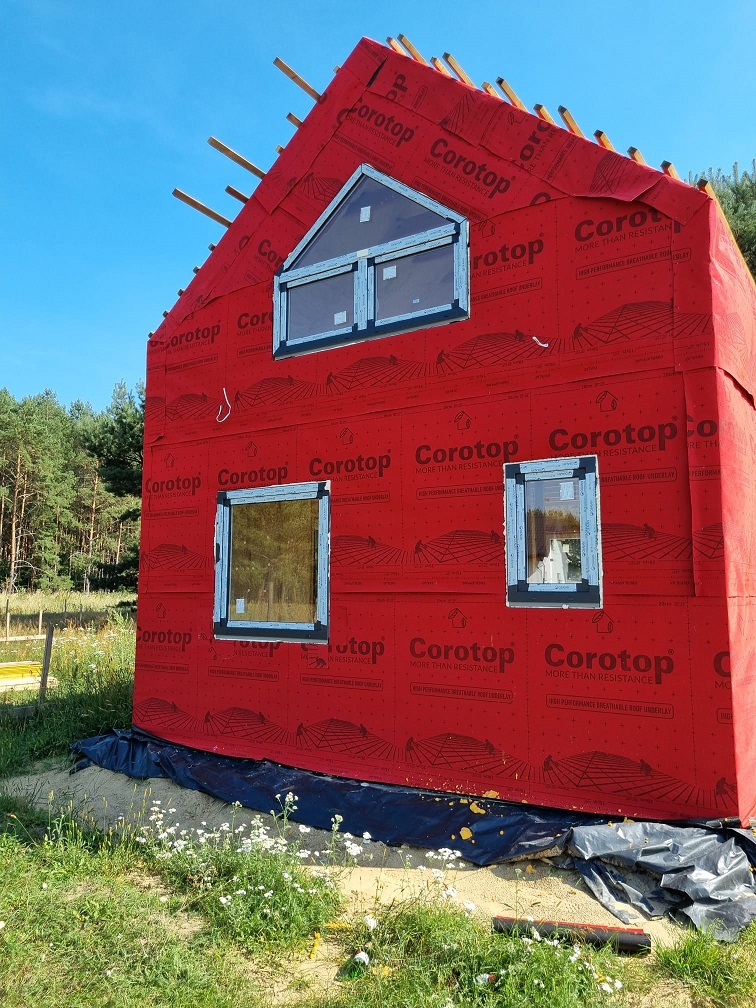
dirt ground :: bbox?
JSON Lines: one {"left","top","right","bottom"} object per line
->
{"left": 2, "top": 759, "right": 686, "bottom": 954}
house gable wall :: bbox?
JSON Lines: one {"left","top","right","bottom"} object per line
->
{"left": 135, "top": 38, "right": 755, "bottom": 823}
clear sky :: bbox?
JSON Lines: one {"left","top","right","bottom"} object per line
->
{"left": 1, "top": 0, "right": 754, "bottom": 412}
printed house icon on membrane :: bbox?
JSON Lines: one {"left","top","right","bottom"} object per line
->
{"left": 136, "top": 35, "right": 756, "bottom": 826}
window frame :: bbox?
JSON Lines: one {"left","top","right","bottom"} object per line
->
{"left": 213, "top": 480, "right": 330, "bottom": 643}
{"left": 273, "top": 164, "right": 469, "bottom": 358}
{"left": 504, "top": 455, "right": 602, "bottom": 608}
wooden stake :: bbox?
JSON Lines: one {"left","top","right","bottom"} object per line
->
{"left": 443, "top": 52, "right": 475, "bottom": 87}
{"left": 496, "top": 77, "right": 526, "bottom": 110}
{"left": 661, "top": 160, "right": 681, "bottom": 180}
{"left": 208, "top": 137, "right": 266, "bottom": 179}
{"left": 593, "top": 130, "right": 615, "bottom": 151}
{"left": 287, "top": 112, "right": 303, "bottom": 128}
{"left": 627, "top": 147, "right": 647, "bottom": 166}
{"left": 430, "top": 56, "right": 453, "bottom": 76}
{"left": 557, "top": 105, "right": 585, "bottom": 137}
{"left": 172, "top": 189, "right": 232, "bottom": 228}
{"left": 397, "top": 34, "right": 428, "bottom": 64}
{"left": 273, "top": 56, "right": 321, "bottom": 101}
{"left": 38, "top": 623, "right": 54, "bottom": 706}
{"left": 533, "top": 104, "right": 556, "bottom": 125}
{"left": 226, "top": 184, "right": 249, "bottom": 204}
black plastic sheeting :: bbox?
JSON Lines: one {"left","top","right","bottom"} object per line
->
{"left": 71, "top": 729, "right": 756, "bottom": 939}
{"left": 562, "top": 822, "right": 756, "bottom": 939}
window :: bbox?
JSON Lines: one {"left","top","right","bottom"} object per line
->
{"left": 504, "top": 456, "right": 602, "bottom": 607}
{"left": 273, "top": 164, "right": 469, "bottom": 357}
{"left": 214, "top": 481, "right": 330, "bottom": 642}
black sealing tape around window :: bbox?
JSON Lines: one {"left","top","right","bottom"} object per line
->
{"left": 213, "top": 622, "right": 328, "bottom": 643}
{"left": 71, "top": 728, "right": 756, "bottom": 940}
{"left": 509, "top": 583, "right": 601, "bottom": 606}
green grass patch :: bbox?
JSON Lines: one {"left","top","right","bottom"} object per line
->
{"left": 136, "top": 798, "right": 344, "bottom": 953}
{"left": 302, "top": 899, "right": 628, "bottom": 1007}
{"left": 0, "top": 613, "right": 135, "bottom": 777}
{"left": 654, "top": 924, "right": 756, "bottom": 1007}
{"left": 0, "top": 801, "right": 270, "bottom": 1008}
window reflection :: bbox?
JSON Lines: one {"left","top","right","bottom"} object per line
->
{"left": 228, "top": 498, "right": 319, "bottom": 624}
{"left": 525, "top": 477, "right": 582, "bottom": 584}
{"left": 374, "top": 245, "right": 455, "bottom": 321}
{"left": 294, "top": 176, "right": 446, "bottom": 268}
{"left": 287, "top": 270, "right": 355, "bottom": 342}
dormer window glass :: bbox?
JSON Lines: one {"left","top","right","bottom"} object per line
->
{"left": 273, "top": 165, "right": 469, "bottom": 357}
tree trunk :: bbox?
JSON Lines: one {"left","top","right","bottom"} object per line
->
{"left": 7, "top": 452, "right": 22, "bottom": 593}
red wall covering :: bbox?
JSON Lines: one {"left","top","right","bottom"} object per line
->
{"left": 135, "top": 38, "right": 756, "bottom": 824}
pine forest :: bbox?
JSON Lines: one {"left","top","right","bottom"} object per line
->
{"left": 0, "top": 383, "right": 143, "bottom": 593}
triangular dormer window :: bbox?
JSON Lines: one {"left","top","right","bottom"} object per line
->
{"left": 273, "top": 165, "right": 469, "bottom": 357}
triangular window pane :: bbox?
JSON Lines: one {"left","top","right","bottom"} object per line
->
{"left": 293, "top": 175, "right": 448, "bottom": 268}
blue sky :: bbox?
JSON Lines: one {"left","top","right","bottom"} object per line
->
{"left": 1, "top": 0, "right": 754, "bottom": 412}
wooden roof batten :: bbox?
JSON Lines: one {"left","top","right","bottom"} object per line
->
{"left": 226, "top": 185, "right": 249, "bottom": 204}
{"left": 594, "top": 130, "right": 616, "bottom": 152}
{"left": 273, "top": 56, "right": 322, "bottom": 101}
{"left": 208, "top": 136, "right": 266, "bottom": 180}
{"left": 533, "top": 103, "right": 557, "bottom": 125}
{"left": 171, "top": 188, "right": 232, "bottom": 228}
{"left": 558, "top": 105, "right": 585, "bottom": 138}
{"left": 442, "top": 52, "right": 475, "bottom": 87}
{"left": 397, "top": 34, "right": 428, "bottom": 64}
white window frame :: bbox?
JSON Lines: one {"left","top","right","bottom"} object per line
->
{"left": 273, "top": 164, "right": 469, "bottom": 358}
{"left": 214, "top": 480, "right": 330, "bottom": 642}
{"left": 504, "top": 456, "right": 602, "bottom": 608}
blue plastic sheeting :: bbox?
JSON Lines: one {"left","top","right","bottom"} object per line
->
{"left": 70, "top": 729, "right": 756, "bottom": 937}
{"left": 70, "top": 728, "right": 608, "bottom": 862}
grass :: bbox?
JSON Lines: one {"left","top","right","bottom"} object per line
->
{"left": 0, "top": 796, "right": 273, "bottom": 1008}
{"left": 653, "top": 925, "right": 756, "bottom": 1007}
{"left": 0, "top": 589, "right": 136, "bottom": 639}
{"left": 136, "top": 795, "right": 343, "bottom": 953}
{"left": 0, "top": 611, "right": 135, "bottom": 776}
{"left": 306, "top": 900, "right": 628, "bottom": 1008}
